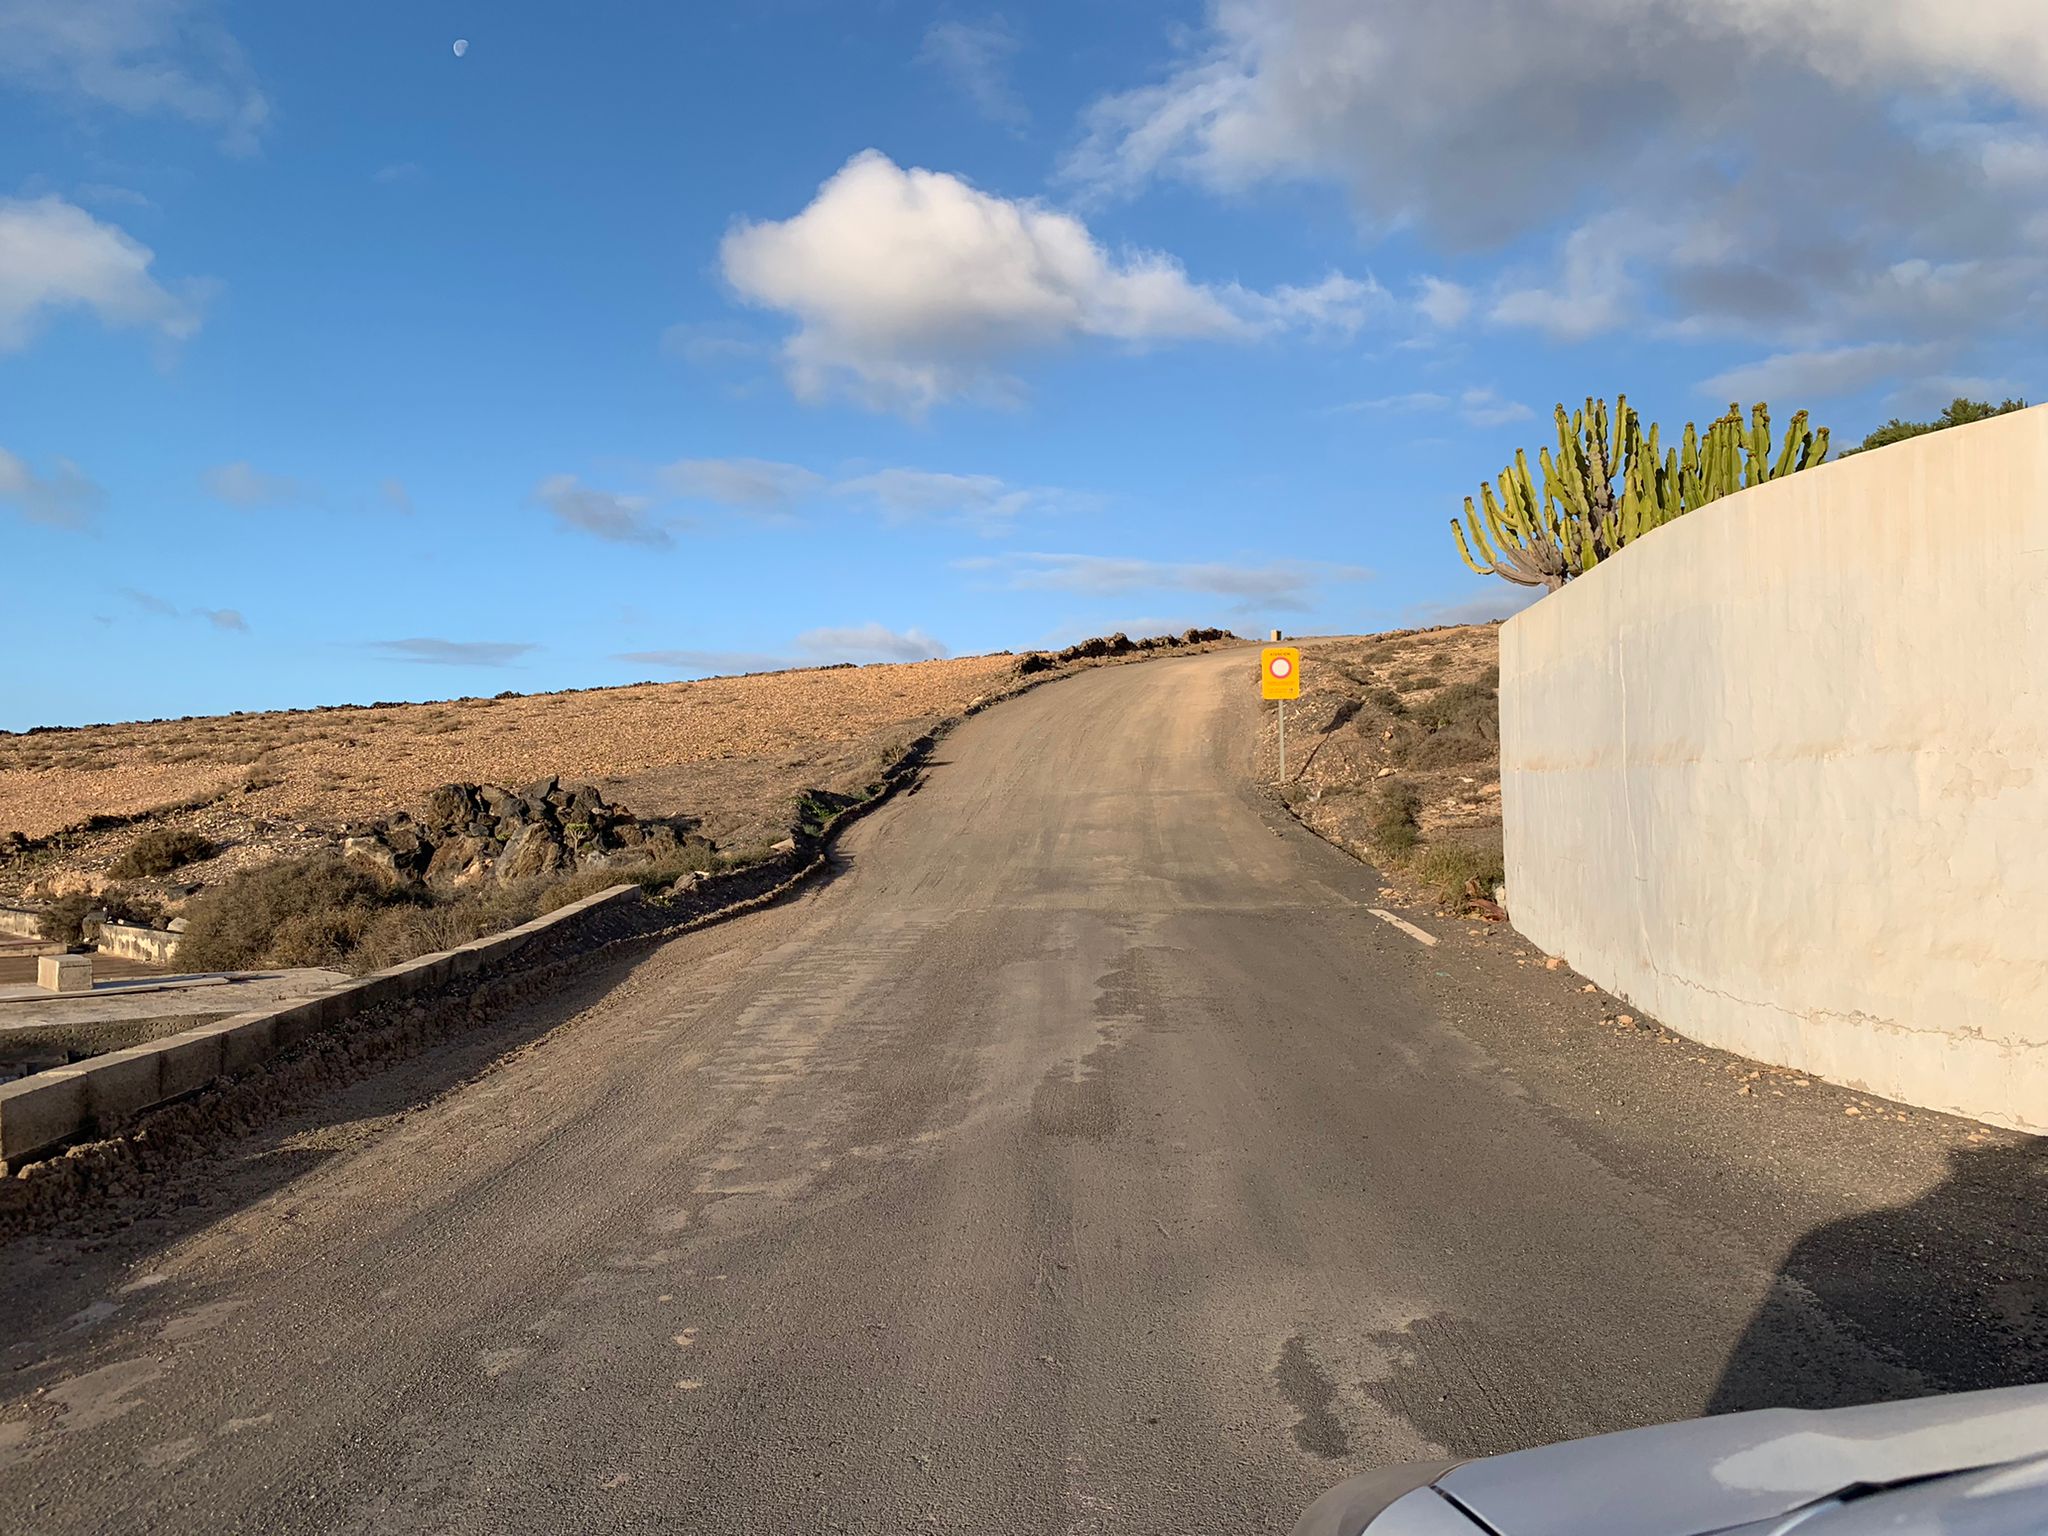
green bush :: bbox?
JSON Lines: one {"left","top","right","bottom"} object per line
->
{"left": 1367, "top": 780, "right": 1422, "bottom": 854}
{"left": 1846, "top": 396, "right": 2027, "bottom": 456}
{"left": 111, "top": 827, "right": 218, "bottom": 879}
{"left": 1416, "top": 837, "right": 1506, "bottom": 909}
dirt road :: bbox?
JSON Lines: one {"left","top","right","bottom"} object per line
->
{"left": 1, "top": 648, "right": 2040, "bottom": 1534}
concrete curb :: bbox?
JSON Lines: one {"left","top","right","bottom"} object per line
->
{"left": 0, "top": 884, "right": 641, "bottom": 1166}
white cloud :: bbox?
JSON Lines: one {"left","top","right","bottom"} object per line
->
{"left": 615, "top": 648, "right": 790, "bottom": 676}
{"left": 121, "top": 587, "right": 179, "bottom": 616}
{"left": 371, "top": 638, "right": 536, "bottom": 668}
{"left": 1885, "top": 373, "right": 2029, "bottom": 416}
{"left": 971, "top": 551, "right": 1369, "bottom": 611}
{"left": 1456, "top": 387, "right": 1534, "bottom": 427}
{"left": 1330, "top": 391, "right": 1450, "bottom": 414}
{"left": 1069, "top": 0, "right": 2048, "bottom": 221}
{"left": 1402, "top": 587, "right": 1543, "bottom": 627}
{"left": 1415, "top": 276, "right": 1473, "bottom": 329}
{"left": 719, "top": 150, "right": 1373, "bottom": 412}
{"left": 122, "top": 585, "right": 252, "bottom": 630}
{"left": 1243, "top": 271, "right": 1382, "bottom": 337}
{"left": 1068, "top": 0, "right": 2048, "bottom": 358}
{"left": 1489, "top": 213, "right": 1648, "bottom": 341}
{"left": 660, "top": 322, "right": 766, "bottom": 367}
{"left": 617, "top": 624, "right": 953, "bottom": 674}
{"left": 919, "top": 16, "right": 1028, "bottom": 131}
{"left": 0, "top": 446, "right": 105, "bottom": 528}
{"left": 1330, "top": 387, "right": 1530, "bottom": 426}
{"left": 74, "top": 182, "right": 155, "bottom": 211}
{"left": 0, "top": 196, "right": 200, "bottom": 353}
{"left": 659, "top": 457, "right": 825, "bottom": 513}
{"left": 833, "top": 468, "right": 1052, "bottom": 530}
{"left": 795, "top": 623, "right": 950, "bottom": 663}
{"left": 545, "top": 455, "right": 1081, "bottom": 535}
{"left": 0, "top": 0, "right": 270, "bottom": 154}
{"left": 1704, "top": 0, "right": 2048, "bottom": 108}
{"left": 1699, "top": 342, "right": 1945, "bottom": 403}
{"left": 202, "top": 461, "right": 312, "bottom": 510}
{"left": 533, "top": 474, "right": 668, "bottom": 547}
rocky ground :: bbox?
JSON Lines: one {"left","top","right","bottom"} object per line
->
{"left": 0, "top": 634, "right": 1240, "bottom": 940}
{"left": 336, "top": 777, "right": 710, "bottom": 893}
{"left": 0, "top": 655, "right": 1025, "bottom": 913}
{"left": 1258, "top": 624, "right": 1507, "bottom": 911}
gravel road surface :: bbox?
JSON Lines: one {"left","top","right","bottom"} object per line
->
{"left": 1, "top": 648, "right": 2040, "bottom": 1534}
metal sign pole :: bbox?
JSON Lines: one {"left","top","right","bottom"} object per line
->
{"left": 1278, "top": 699, "right": 1286, "bottom": 782}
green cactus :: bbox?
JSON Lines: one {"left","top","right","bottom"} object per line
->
{"left": 1452, "top": 396, "right": 1831, "bottom": 591}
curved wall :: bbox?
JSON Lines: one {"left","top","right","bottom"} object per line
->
{"left": 1500, "top": 405, "right": 2048, "bottom": 1133}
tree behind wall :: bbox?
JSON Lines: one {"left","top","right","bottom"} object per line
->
{"left": 1845, "top": 397, "right": 2029, "bottom": 456}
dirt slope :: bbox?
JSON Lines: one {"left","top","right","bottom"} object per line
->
{"left": 0, "top": 657, "right": 1018, "bottom": 904}
{"left": 1259, "top": 624, "right": 1506, "bottom": 908}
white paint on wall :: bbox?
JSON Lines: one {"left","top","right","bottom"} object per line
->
{"left": 1500, "top": 404, "right": 2048, "bottom": 1134}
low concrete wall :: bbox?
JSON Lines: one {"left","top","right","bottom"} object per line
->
{"left": 94, "top": 923, "right": 181, "bottom": 966}
{"left": 0, "top": 885, "right": 642, "bottom": 1165}
{"left": 1501, "top": 405, "right": 2048, "bottom": 1134}
{"left": 0, "top": 909, "right": 40, "bottom": 941}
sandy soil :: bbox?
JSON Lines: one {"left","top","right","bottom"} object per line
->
{"left": 0, "top": 656, "right": 1021, "bottom": 904}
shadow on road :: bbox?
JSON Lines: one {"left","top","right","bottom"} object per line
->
{"left": 1709, "top": 1139, "right": 2048, "bottom": 1413}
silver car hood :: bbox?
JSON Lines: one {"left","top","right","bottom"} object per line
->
{"left": 1438, "top": 1384, "right": 2048, "bottom": 1536}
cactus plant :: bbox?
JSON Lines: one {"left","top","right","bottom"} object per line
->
{"left": 1453, "top": 397, "right": 1830, "bottom": 591}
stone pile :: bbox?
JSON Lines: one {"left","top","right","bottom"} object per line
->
{"left": 341, "top": 778, "right": 702, "bottom": 891}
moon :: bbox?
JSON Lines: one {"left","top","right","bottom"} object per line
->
{"left": 452, "top": 38, "right": 469, "bottom": 57}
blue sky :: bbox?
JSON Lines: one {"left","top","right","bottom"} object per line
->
{"left": 2, "top": 0, "right": 2043, "bottom": 729}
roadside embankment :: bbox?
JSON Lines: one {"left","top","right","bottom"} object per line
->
{"left": 1261, "top": 625, "right": 1507, "bottom": 913}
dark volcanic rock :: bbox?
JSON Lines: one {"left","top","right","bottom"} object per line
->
{"left": 337, "top": 779, "right": 697, "bottom": 892}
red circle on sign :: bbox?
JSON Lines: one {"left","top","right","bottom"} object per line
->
{"left": 1270, "top": 656, "right": 1293, "bottom": 678}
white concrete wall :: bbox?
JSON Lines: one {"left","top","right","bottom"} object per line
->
{"left": 94, "top": 923, "right": 181, "bottom": 966}
{"left": 1500, "top": 405, "right": 2048, "bottom": 1134}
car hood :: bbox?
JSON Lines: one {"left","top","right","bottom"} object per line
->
{"left": 1437, "top": 1384, "right": 2048, "bottom": 1536}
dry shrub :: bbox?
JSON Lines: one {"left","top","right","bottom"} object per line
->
{"left": 175, "top": 844, "right": 736, "bottom": 976}
{"left": 175, "top": 857, "right": 430, "bottom": 972}
{"left": 111, "top": 827, "right": 218, "bottom": 879}
{"left": 37, "top": 887, "right": 163, "bottom": 945}
{"left": 1397, "top": 680, "right": 1499, "bottom": 768}
{"left": 1368, "top": 780, "right": 1422, "bottom": 854}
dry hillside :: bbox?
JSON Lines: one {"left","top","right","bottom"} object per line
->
{"left": 1262, "top": 624, "right": 1507, "bottom": 910}
{"left": 0, "top": 656, "right": 1021, "bottom": 906}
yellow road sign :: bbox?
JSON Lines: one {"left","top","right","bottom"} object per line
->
{"left": 1261, "top": 646, "right": 1301, "bottom": 700}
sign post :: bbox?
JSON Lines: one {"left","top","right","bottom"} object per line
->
{"left": 1260, "top": 646, "right": 1301, "bottom": 781}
